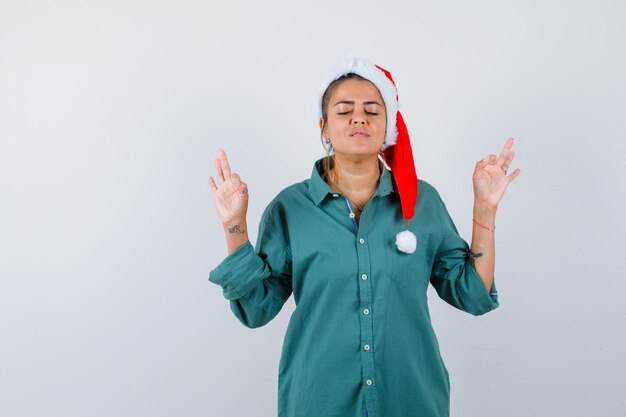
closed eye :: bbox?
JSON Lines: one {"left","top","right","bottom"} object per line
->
{"left": 337, "top": 110, "right": 380, "bottom": 115}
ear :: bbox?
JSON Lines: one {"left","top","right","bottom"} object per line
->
{"left": 319, "top": 118, "right": 326, "bottom": 137}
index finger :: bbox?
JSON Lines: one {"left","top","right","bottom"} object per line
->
{"left": 218, "top": 148, "right": 232, "bottom": 181}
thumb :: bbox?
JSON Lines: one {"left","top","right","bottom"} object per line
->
{"left": 230, "top": 173, "right": 242, "bottom": 190}
{"left": 230, "top": 173, "right": 250, "bottom": 196}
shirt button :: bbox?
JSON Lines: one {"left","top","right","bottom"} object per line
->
{"left": 359, "top": 238, "right": 365, "bottom": 244}
{"left": 366, "top": 379, "right": 373, "bottom": 386}
{"left": 363, "top": 308, "right": 370, "bottom": 315}
{"left": 361, "top": 274, "right": 368, "bottom": 280}
{"left": 364, "top": 344, "right": 371, "bottom": 351}
{"left": 349, "top": 212, "right": 355, "bottom": 219}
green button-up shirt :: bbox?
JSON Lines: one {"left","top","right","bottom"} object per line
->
{"left": 209, "top": 156, "right": 499, "bottom": 417}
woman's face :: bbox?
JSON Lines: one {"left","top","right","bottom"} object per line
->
{"left": 322, "top": 79, "right": 387, "bottom": 158}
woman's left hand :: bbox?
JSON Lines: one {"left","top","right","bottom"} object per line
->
{"left": 472, "top": 138, "right": 521, "bottom": 210}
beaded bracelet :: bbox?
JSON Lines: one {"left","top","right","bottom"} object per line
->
{"left": 473, "top": 218, "right": 495, "bottom": 233}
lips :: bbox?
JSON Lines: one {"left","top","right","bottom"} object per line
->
{"left": 349, "top": 131, "right": 370, "bottom": 137}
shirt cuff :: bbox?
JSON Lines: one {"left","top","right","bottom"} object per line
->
{"left": 208, "top": 241, "right": 262, "bottom": 300}
{"left": 464, "top": 260, "right": 500, "bottom": 315}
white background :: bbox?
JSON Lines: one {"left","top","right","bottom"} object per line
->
{"left": 1, "top": 1, "right": 625, "bottom": 416}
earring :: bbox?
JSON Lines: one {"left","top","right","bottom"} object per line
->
{"left": 325, "top": 138, "right": 331, "bottom": 144}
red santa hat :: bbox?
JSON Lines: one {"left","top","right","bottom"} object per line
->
{"left": 319, "top": 56, "right": 418, "bottom": 254}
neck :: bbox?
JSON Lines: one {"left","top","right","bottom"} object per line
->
{"left": 328, "top": 153, "right": 381, "bottom": 194}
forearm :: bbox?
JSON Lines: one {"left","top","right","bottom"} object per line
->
{"left": 223, "top": 219, "right": 250, "bottom": 255}
{"left": 210, "top": 217, "right": 292, "bottom": 329}
{"left": 470, "top": 202, "right": 497, "bottom": 292}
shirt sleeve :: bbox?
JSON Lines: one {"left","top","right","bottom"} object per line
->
{"left": 208, "top": 200, "right": 293, "bottom": 328}
{"left": 428, "top": 191, "right": 499, "bottom": 316}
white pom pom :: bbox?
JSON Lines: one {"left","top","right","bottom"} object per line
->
{"left": 395, "top": 230, "right": 417, "bottom": 254}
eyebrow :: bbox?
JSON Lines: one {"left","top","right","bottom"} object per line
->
{"left": 333, "top": 100, "right": 384, "bottom": 107}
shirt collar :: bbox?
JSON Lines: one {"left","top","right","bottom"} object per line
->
{"left": 308, "top": 156, "right": 397, "bottom": 206}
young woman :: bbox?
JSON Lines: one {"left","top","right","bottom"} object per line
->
{"left": 208, "top": 57, "right": 520, "bottom": 417}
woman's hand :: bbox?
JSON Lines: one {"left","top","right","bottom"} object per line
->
{"left": 208, "top": 149, "right": 249, "bottom": 226}
{"left": 472, "top": 138, "right": 521, "bottom": 210}
{"left": 469, "top": 138, "right": 520, "bottom": 290}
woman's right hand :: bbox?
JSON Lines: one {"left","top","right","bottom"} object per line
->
{"left": 208, "top": 149, "right": 249, "bottom": 226}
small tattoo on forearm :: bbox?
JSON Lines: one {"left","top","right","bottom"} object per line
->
{"left": 467, "top": 249, "right": 483, "bottom": 267}
{"left": 227, "top": 225, "right": 245, "bottom": 234}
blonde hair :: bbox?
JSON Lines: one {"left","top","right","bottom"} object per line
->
{"left": 321, "top": 153, "right": 335, "bottom": 182}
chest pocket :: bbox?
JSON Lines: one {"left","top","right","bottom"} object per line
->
{"left": 384, "top": 231, "right": 435, "bottom": 290}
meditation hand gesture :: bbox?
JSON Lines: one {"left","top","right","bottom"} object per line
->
{"left": 472, "top": 138, "right": 521, "bottom": 210}
{"left": 208, "top": 149, "right": 249, "bottom": 227}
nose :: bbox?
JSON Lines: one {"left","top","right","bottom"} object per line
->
{"left": 351, "top": 108, "right": 367, "bottom": 124}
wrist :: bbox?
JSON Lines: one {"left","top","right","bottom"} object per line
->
{"left": 223, "top": 220, "right": 249, "bottom": 241}
{"left": 223, "top": 218, "right": 248, "bottom": 229}
{"left": 473, "top": 201, "right": 497, "bottom": 219}
{"left": 473, "top": 202, "right": 496, "bottom": 232}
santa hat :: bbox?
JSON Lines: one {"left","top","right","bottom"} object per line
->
{"left": 318, "top": 56, "right": 418, "bottom": 254}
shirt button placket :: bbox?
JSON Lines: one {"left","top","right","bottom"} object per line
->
{"left": 356, "top": 232, "right": 377, "bottom": 411}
